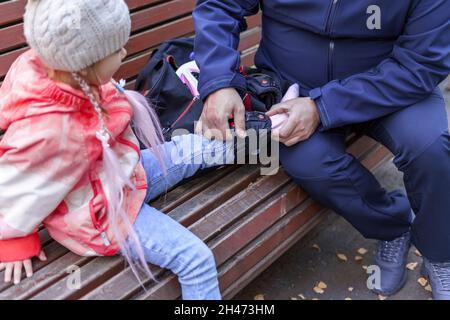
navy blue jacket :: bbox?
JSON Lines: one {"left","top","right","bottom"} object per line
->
{"left": 193, "top": 0, "right": 450, "bottom": 130}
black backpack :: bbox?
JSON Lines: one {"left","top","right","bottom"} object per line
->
{"left": 135, "top": 37, "right": 288, "bottom": 141}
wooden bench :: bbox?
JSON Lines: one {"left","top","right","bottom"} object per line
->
{"left": 0, "top": 0, "right": 391, "bottom": 300}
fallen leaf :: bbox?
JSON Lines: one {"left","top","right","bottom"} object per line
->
{"left": 337, "top": 253, "right": 348, "bottom": 262}
{"left": 378, "top": 295, "right": 387, "bottom": 300}
{"left": 357, "top": 248, "right": 368, "bottom": 255}
{"left": 354, "top": 255, "right": 364, "bottom": 262}
{"left": 406, "top": 262, "right": 418, "bottom": 271}
{"left": 312, "top": 298, "right": 320, "bottom": 301}
{"left": 362, "top": 265, "right": 368, "bottom": 270}
{"left": 317, "top": 281, "right": 327, "bottom": 289}
{"left": 298, "top": 294, "right": 306, "bottom": 300}
{"left": 312, "top": 244, "right": 321, "bottom": 252}
{"left": 417, "top": 277, "right": 428, "bottom": 287}
{"left": 424, "top": 285, "right": 432, "bottom": 292}
{"left": 313, "top": 286, "right": 325, "bottom": 294}
{"left": 348, "top": 287, "right": 354, "bottom": 292}
{"left": 345, "top": 297, "right": 352, "bottom": 300}
{"left": 291, "top": 297, "right": 298, "bottom": 300}
{"left": 414, "top": 249, "right": 422, "bottom": 257}
{"left": 254, "top": 294, "right": 265, "bottom": 300}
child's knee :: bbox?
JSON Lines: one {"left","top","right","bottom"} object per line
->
{"left": 194, "top": 240, "right": 216, "bottom": 267}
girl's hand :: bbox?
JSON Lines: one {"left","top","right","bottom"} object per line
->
{"left": 0, "top": 250, "right": 47, "bottom": 285}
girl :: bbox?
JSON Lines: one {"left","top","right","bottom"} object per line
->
{"left": 0, "top": 0, "right": 237, "bottom": 299}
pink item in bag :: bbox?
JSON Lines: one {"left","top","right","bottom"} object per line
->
{"left": 270, "top": 83, "right": 299, "bottom": 129}
{"left": 176, "top": 60, "right": 200, "bottom": 97}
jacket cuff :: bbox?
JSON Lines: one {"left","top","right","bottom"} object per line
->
{"left": 0, "top": 232, "right": 42, "bottom": 262}
{"left": 309, "top": 87, "right": 331, "bottom": 131}
{"left": 199, "top": 73, "right": 247, "bottom": 102}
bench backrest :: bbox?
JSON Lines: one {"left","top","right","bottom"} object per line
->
{"left": 0, "top": 0, "right": 261, "bottom": 88}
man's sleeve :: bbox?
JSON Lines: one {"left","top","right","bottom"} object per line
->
{"left": 310, "top": 0, "right": 450, "bottom": 130}
{"left": 193, "top": 0, "right": 260, "bottom": 101}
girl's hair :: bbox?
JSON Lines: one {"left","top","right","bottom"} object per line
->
{"left": 72, "top": 72, "right": 166, "bottom": 287}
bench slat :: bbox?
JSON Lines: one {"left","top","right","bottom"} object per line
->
{"left": 169, "top": 165, "right": 262, "bottom": 226}
{"left": 189, "top": 171, "right": 292, "bottom": 243}
{"left": 0, "top": 0, "right": 159, "bottom": 27}
{"left": 0, "top": 0, "right": 26, "bottom": 27}
{"left": 151, "top": 165, "right": 237, "bottom": 212}
{"left": 221, "top": 200, "right": 325, "bottom": 299}
{"left": 30, "top": 256, "right": 124, "bottom": 300}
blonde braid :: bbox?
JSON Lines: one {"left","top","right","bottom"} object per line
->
{"left": 71, "top": 72, "right": 111, "bottom": 147}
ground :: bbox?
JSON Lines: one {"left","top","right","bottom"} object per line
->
{"left": 235, "top": 80, "right": 450, "bottom": 300}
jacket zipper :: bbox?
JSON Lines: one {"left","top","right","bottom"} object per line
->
{"left": 168, "top": 96, "right": 199, "bottom": 131}
{"left": 89, "top": 175, "right": 111, "bottom": 247}
{"left": 325, "top": 0, "right": 339, "bottom": 82}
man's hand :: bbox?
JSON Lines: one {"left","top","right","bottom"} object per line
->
{"left": 195, "top": 88, "right": 247, "bottom": 141}
{"left": 266, "top": 97, "right": 320, "bottom": 147}
{"left": 0, "top": 250, "right": 47, "bottom": 284}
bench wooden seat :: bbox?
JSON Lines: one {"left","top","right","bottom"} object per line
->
{"left": 0, "top": 0, "right": 391, "bottom": 300}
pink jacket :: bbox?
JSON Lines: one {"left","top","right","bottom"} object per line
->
{"left": 0, "top": 50, "right": 148, "bottom": 262}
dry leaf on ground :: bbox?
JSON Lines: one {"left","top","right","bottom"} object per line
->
{"left": 417, "top": 277, "right": 428, "bottom": 287}
{"left": 357, "top": 248, "right": 368, "bottom": 255}
{"left": 313, "top": 287, "right": 325, "bottom": 294}
{"left": 406, "top": 262, "right": 418, "bottom": 271}
{"left": 254, "top": 294, "right": 265, "bottom": 300}
{"left": 337, "top": 253, "right": 348, "bottom": 262}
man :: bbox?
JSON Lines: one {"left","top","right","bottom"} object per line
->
{"left": 193, "top": 0, "right": 450, "bottom": 299}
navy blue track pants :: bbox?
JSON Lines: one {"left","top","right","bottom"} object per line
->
{"left": 280, "top": 88, "right": 450, "bottom": 262}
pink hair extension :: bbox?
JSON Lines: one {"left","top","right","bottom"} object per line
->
{"left": 117, "top": 86, "right": 167, "bottom": 175}
{"left": 72, "top": 73, "right": 161, "bottom": 288}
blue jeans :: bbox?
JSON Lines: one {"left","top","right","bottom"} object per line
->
{"left": 280, "top": 88, "right": 450, "bottom": 262}
{"left": 125, "top": 134, "right": 234, "bottom": 300}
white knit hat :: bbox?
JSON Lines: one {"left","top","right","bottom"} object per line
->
{"left": 24, "top": 0, "right": 131, "bottom": 72}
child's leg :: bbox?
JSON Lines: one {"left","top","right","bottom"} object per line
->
{"left": 127, "top": 203, "right": 221, "bottom": 300}
{"left": 141, "top": 133, "right": 234, "bottom": 202}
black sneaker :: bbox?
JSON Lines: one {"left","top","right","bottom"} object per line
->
{"left": 371, "top": 231, "right": 411, "bottom": 296}
{"left": 421, "top": 258, "right": 450, "bottom": 300}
